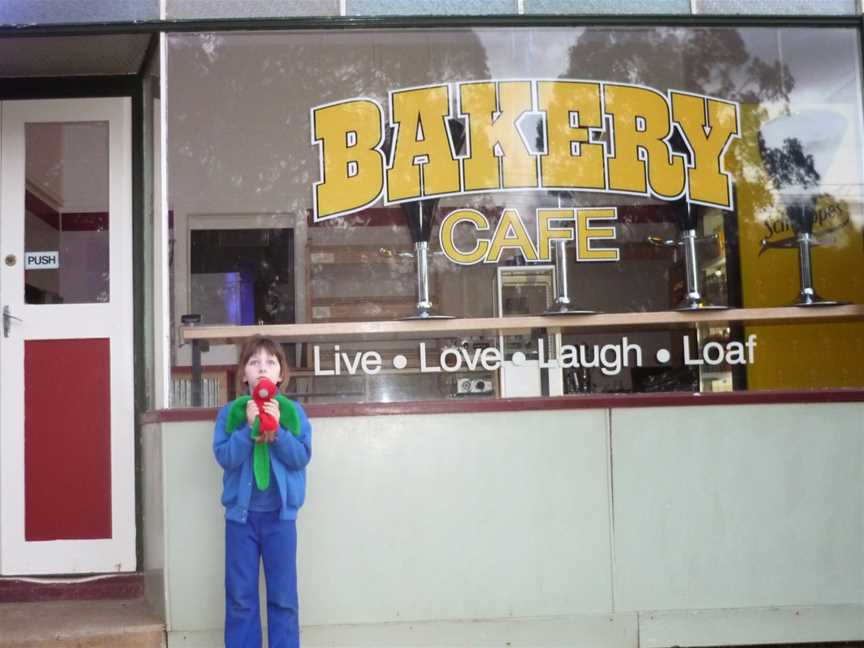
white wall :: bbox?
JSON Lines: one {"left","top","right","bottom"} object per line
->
{"left": 300, "top": 410, "right": 612, "bottom": 624}
{"left": 612, "top": 403, "right": 864, "bottom": 612}
{"left": 142, "top": 402, "right": 864, "bottom": 646}
{"left": 145, "top": 408, "right": 613, "bottom": 631}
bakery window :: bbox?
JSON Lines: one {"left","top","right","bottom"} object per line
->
{"left": 165, "top": 26, "right": 864, "bottom": 406}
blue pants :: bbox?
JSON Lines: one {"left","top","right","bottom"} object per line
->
{"left": 225, "top": 512, "right": 299, "bottom": 648}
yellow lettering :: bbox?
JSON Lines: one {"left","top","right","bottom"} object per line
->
{"left": 438, "top": 209, "right": 491, "bottom": 265}
{"left": 312, "top": 100, "right": 384, "bottom": 219}
{"left": 672, "top": 92, "right": 739, "bottom": 208}
{"left": 487, "top": 208, "right": 538, "bottom": 263}
{"left": 605, "top": 85, "right": 685, "bottom": 200}
{"left": 575, "top": 208, "right": 618, "bottom": 261}
{"left": 311, "top": 83, "right": 743, "bottom": 223}
{"left": 387, "top": 86, "right": 461, "bottom": 202}
{"left": 538, "top": 81, "right": 605, "bottom": 190}
{"left": 460, "top": 81, "right": 537, "bottom": 191}
{"left": 536, "top": 208, "right": 574, "bottom": 261}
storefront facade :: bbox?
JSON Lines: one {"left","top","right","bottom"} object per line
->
{"left": 0, "top": 1, "right": 862, "bottom": 646}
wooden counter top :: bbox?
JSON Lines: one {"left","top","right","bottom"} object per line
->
{"left": 180, "top": 304, "right": 864, "bottom": 344}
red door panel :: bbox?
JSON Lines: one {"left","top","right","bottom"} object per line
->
{"left": 24, "top": 339, "right": 112, "bottom": 541}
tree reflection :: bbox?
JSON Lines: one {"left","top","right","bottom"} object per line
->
{"left": 564, "top": 27, "right": 795, "bottom": 101}
{"left": 563, "top": 26, "right": 795, "bottom": 219}
{"left": 169, "top": 30, "right": 492, "bottom": 326}
{"left": 758, "top": 133, "right": 819, "bottom": 191}
{"left": 171, "top": 31, "right": 490, "bottom": 214}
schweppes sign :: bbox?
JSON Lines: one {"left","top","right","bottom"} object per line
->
{"left": 310, "top": 79, "right": 741, "bottom": 261}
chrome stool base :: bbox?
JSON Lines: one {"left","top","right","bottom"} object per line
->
{"left": 793, "top": 292, "right": 848, "bottom": 307}
{"left": 676, "top": 300, "right": 728, "bottom": 311}
{"left": 401, "top": 313, "right": 454, "bottom": 320}
{"left": 544, "top": 305, "right": 599, "bottom": 315}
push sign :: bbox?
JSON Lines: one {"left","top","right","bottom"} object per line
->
{"left": 25, "top": 251, "right": 59, "bottom": 270}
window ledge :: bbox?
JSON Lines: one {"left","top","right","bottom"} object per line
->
{"left": 140, "top": 388, "right": 864, "bottom": 423}
{"left": 180, "top": 304, "right": 864, "bottom": 344}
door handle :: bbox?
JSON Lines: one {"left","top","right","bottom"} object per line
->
{"left": 3, "top": 305, "right": 22, "bottom": 338}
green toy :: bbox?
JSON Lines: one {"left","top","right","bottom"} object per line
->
{"left": 225, "top": 394, "right": 301, "bottom": 490}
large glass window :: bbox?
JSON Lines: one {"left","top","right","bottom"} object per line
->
{"left": 166, "top": 26, "right": 864, "bottom": 406}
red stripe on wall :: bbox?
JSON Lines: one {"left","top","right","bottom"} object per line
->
{"left": 25, "top": 339, "right": 112, "bottom": 541}
{"left": 61, "top": 212, "right": 110, "bottom": 232}
{"left": 138, "top": 388, "right": 864, "bottom": 425}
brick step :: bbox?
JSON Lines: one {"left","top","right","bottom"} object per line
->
{"left": 0, "top": 572, "right": 144, "bottom": 603}
{"left": 0, "top": 598, "right": 164, "bottom": 648}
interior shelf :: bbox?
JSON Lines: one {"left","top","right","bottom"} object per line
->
{"left": 181, "top": 304, "right": 864, "bottom": 344}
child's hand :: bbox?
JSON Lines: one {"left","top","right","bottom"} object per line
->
{"left": 246, "top": 400, "right": 260, "bottom": 428}
{"left": 260, "top": 400, "right": 280, "bottom": 443}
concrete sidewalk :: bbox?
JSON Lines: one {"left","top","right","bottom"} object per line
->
{"left": 0, "top": 598, "right": 165, "bottom": 648}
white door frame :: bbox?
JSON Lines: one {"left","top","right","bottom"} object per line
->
{"left": 0, "top": 97, "right": 135, "bottom": 575}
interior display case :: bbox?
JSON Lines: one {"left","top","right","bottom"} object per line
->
{"left": 306, "top": 243, "right": 424, "bottom": 322}
{"left": 170, "top": 365, "right": 232, "bottom": 407}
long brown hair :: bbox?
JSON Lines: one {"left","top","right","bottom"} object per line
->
{"left": 235, "top": 336, "right": 290, "bottom": 396}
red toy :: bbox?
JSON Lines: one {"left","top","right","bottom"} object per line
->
{"left": 253, "top": 377, "right": 278, "bottom": 442}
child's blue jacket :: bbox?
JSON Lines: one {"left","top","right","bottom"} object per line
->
{"left": 213, "top": 400, "right": 312, "bottom": 523}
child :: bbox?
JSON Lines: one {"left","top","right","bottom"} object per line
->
{"left": 213, "top": 336, "right": 312, "bottom": 648}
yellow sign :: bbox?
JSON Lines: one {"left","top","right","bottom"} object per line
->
{"left": 311, "top": 80, "right": 741, "bottom": 221}
{"left": 734, "top": 104, "right": 864, "bottom": 389}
